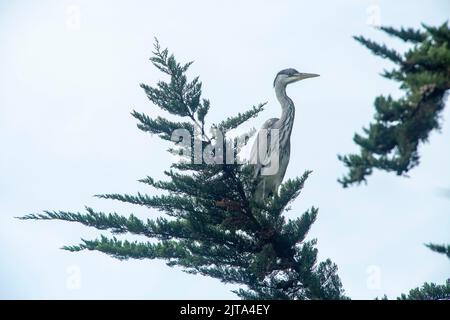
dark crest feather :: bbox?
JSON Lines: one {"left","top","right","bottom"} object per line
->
{"left": 273, "top": 68, "right": 300, "bottom": 87}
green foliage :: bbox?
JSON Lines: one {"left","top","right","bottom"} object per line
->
{"left": 378, "top": 26, "right": 427, "bottom": 43}
{"left": 398, "top": 281, "right": 450, "bottom": 300}
{"left": 21, "top": 40, "right": 346, "bottom": 300}
{"left": 216, "top": 103, "right": 266, "bottom": 132}
{"left": 426, "top": 243, "right": 450, "bottom": 259}
{"left": 339, "top": 22, "right": 450, "bottom": 187}
{"left": 376, "top": 280, "right": 450, "bottom": 300}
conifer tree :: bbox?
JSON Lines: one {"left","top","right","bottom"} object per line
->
{"left": 376, "top": 280, "right": 450, "bottom": 300}
{"left": 398, "top": 281, "right": 450, "bottom": 300}
{"left": 426, "top": 243, "right": 450, "bottom": 259}
{"left": 338, "top": 22, "right": 449, "bottom": 188}
{"left": 339, "top": 22, "right": 450, "bottom": 270}
{"left": 21, "top": 40, "right": 346, "bottom": 300}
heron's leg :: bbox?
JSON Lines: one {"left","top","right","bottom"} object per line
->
{"left": 262, "top": 179, "right": 268, "bottom": 200}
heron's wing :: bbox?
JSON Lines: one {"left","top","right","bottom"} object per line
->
{"left": 250, "top": 118, "right": 279, "bottom": 178}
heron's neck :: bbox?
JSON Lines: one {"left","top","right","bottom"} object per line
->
{"left": 275, "top": 83, "right": 295, "bottom": 140}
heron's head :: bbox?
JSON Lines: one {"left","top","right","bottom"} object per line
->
{"left": 273, "top": 68, "right": 319, "bottom": 87}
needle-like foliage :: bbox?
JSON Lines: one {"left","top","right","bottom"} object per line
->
{"left": 21, "top": 39, "right": 346, "bottom": 300}
{"left": 339, "top": 22, "right": 450, "bottom": 271}
{"left": 339, "top": 22, "right": 450, "bottom": 188}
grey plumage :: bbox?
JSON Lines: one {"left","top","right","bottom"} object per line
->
{"left": 250, "top": 68, "right": 319, "bottom": 201}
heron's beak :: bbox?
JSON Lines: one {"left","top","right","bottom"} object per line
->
{"left": 294, "top": 73, "right": 320, "bottom": 81}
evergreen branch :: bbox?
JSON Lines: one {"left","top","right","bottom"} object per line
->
{"left": 138, "top": 173, "right": 219, "bottom": 199}
{"left": 217, "top": 103, "right": 267, "bottom": 132}
{"left": 131, "top": 111, "right": 194, "bottom": 140}
{"left": 379, "top": 26, "right": 427, "bottom": 43}
{"left": 422, "top": 22, "right": 450, "bottom": 45}
{"left": 142, "top": 39, "right": 205, "bottom": 121}
{"left": 267, "top": 171, "right": 312, "bottom": 215}
{"left": 22, "top": 206, "right": 256, "bottom": 251}
{"left": 222, "top": 165, "right": 260, "bottom": 229}
{"left": 398, "top": 281, "right": 450, "bottom": 300}
{"left": 21, "top": 207, "right": 152, "bottom": 236}
{"left": 353, "top": 35, "right": 403, "bottom": 64}
{"left": 282, "top": 208, "right": 318, "bottom": 246}
{"left": 63, "top": 235, "right": 190, "bottom": 262}
{"left": 95, "top": 193, "right": 202, "bottom": 218}
{"left": 197, "top": 99, "right": 210, "bottom": 125}
{"left": 426, "top": 243, "right": 450, "bottom": 259}
{"left": 340, "top": 23, "right": 450, "bottom": 187}
{"left": 140, "top": 83, "right": 192, "bottom": 117}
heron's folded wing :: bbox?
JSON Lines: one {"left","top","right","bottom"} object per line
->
{"left": 250, "top": 118, "right": 278, "bottom": 178}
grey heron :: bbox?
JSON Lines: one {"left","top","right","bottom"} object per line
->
{"left": 250, "top": 68, "right": 319, "bottom": 201}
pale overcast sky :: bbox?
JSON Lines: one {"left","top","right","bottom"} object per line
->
{"left": 0, "top": 0, "right": 449, "bottom": 299}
